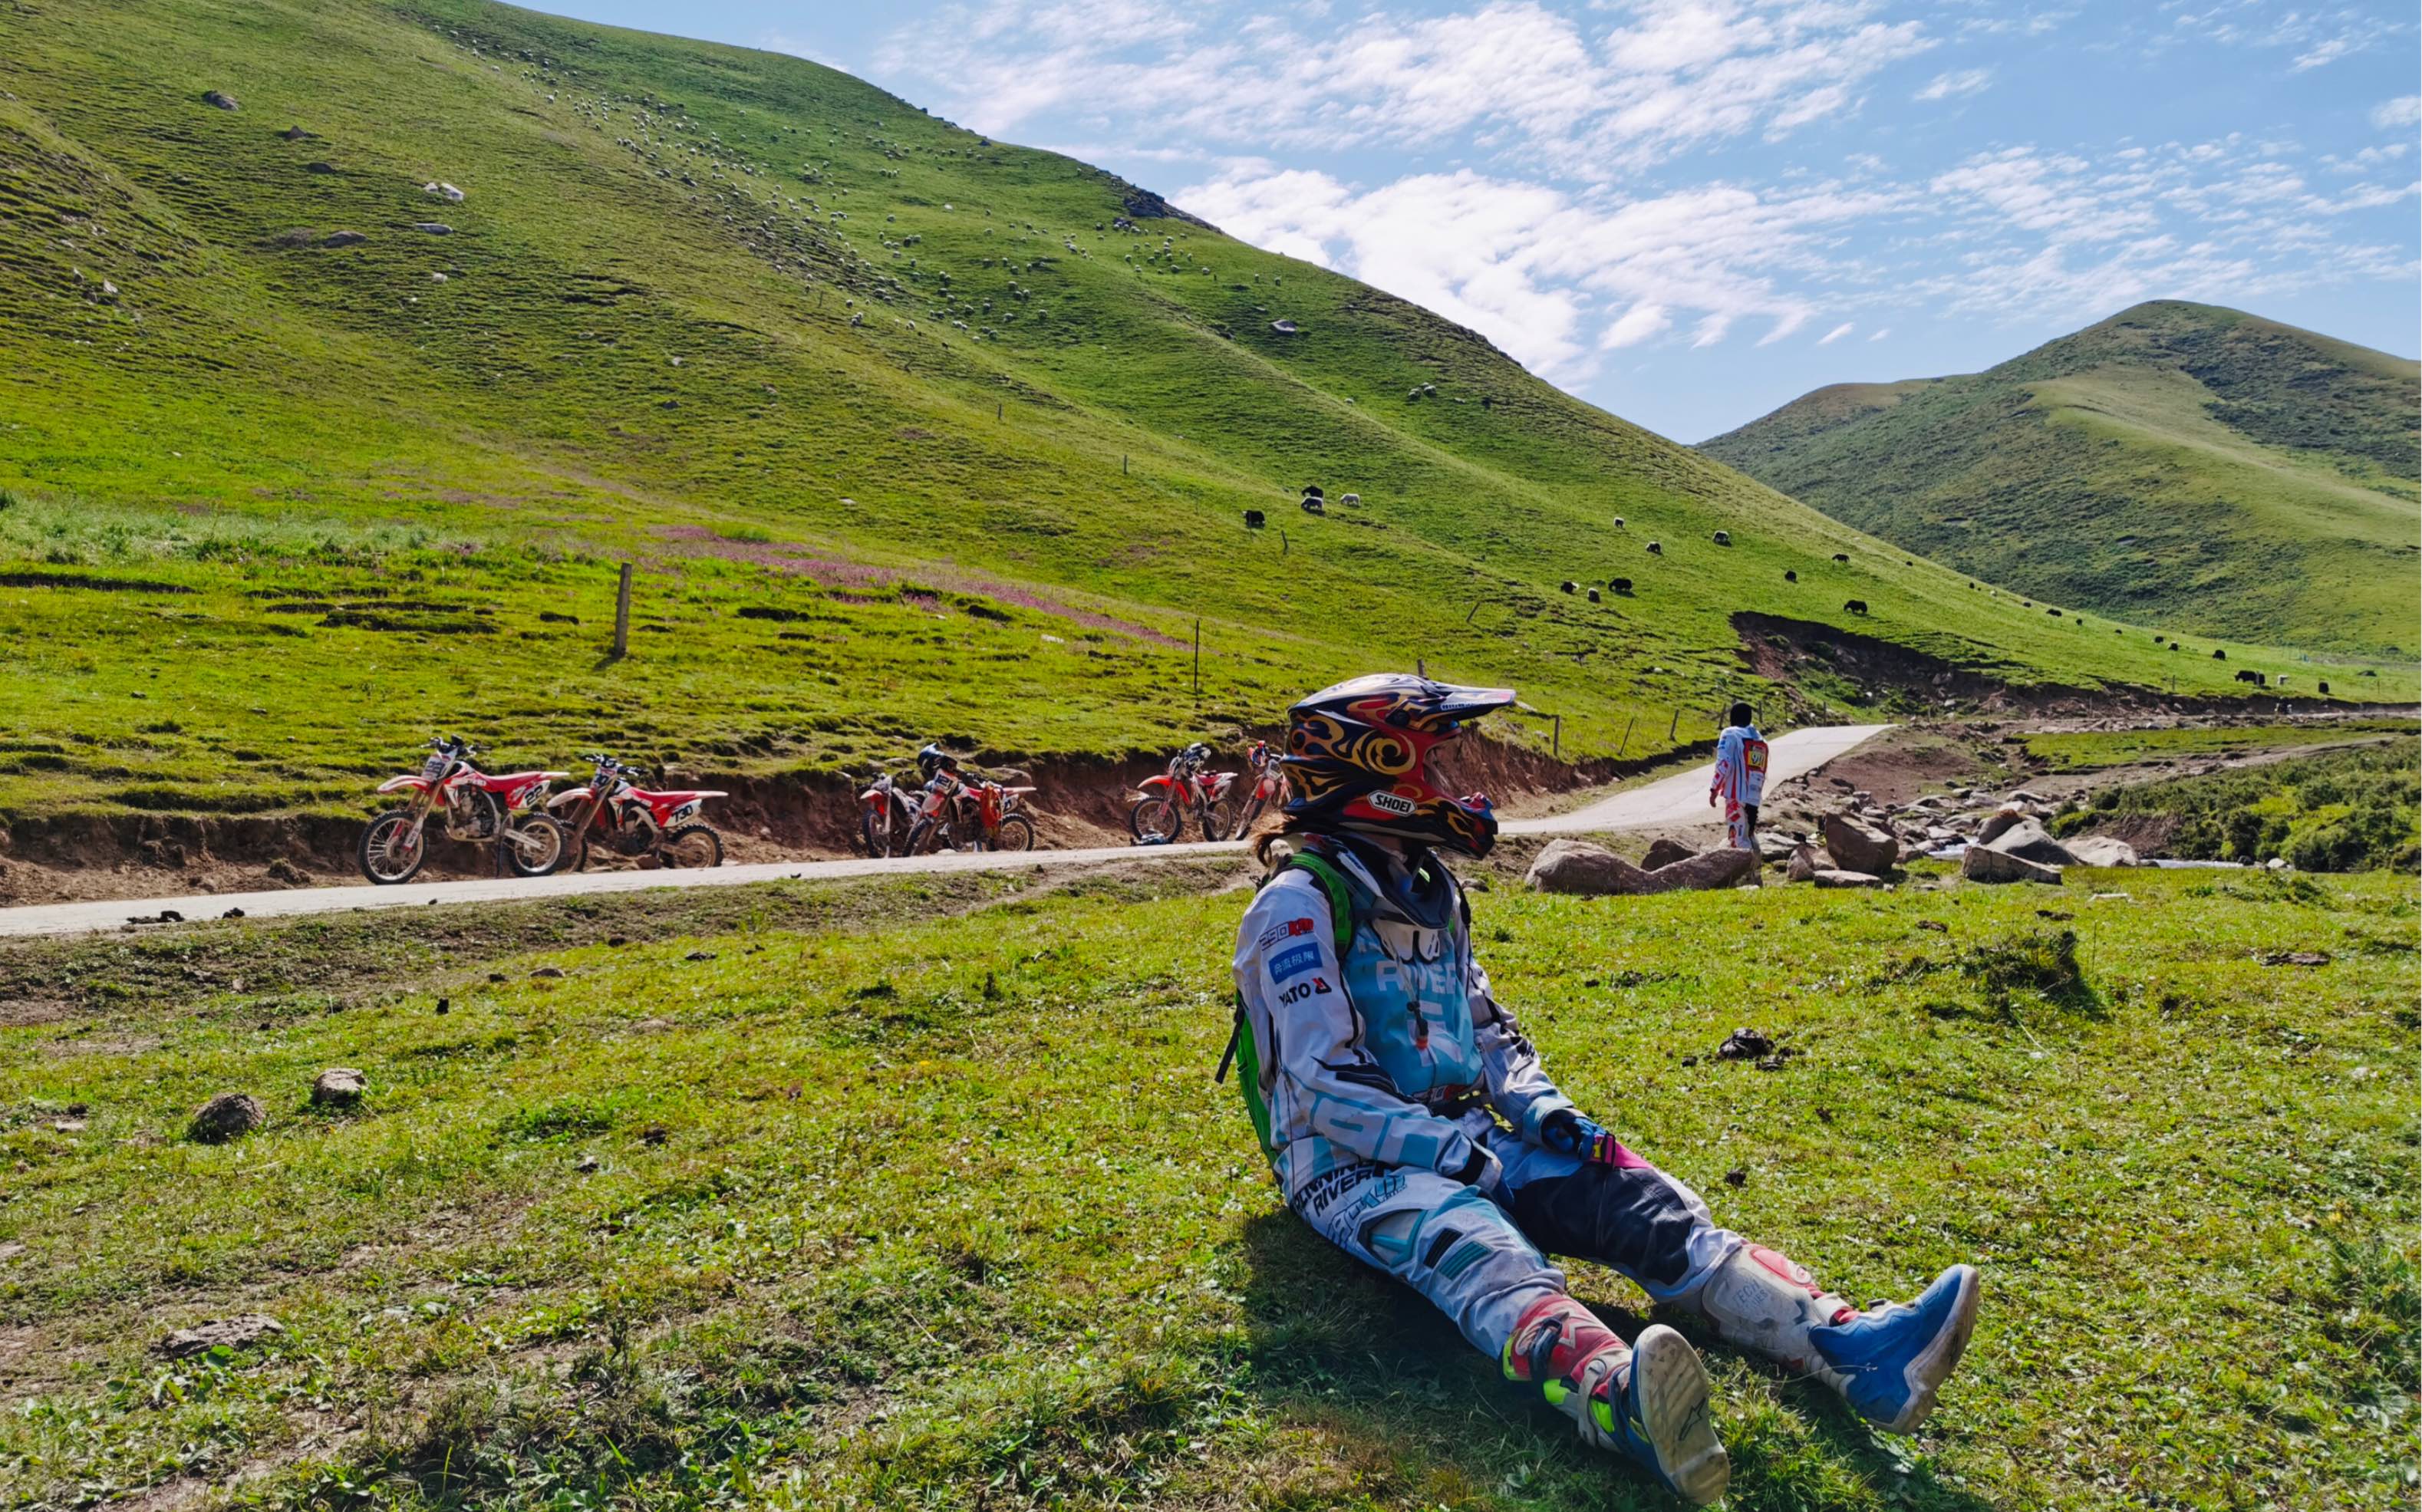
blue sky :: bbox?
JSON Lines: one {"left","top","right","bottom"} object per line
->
{"left": 549, "top": 0, "right": 2417, "bottom": 441}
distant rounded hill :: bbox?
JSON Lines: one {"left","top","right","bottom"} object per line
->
{"left": 1699, "top": 301, "right": 2420, "bottom": 659}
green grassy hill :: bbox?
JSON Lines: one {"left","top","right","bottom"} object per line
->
{"left": 1, "top": 5, "right": 2404, "bottom": 830}
{"left": 1701, "top": 301, "right": 2421, "bottom": 659}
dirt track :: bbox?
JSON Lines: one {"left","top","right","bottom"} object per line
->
{"left": 0, "top": 725, "right": 1890, "bottom": 940}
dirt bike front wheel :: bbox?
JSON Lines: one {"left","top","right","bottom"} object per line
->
{"left": 1129, "top": 797, "right": 1184, "bottom": 844}
{"left": 358, "top": 811, "right": 427, "bottom": 884}
{"left": 862, "top": 807, "right": 896, "bottom": 858}
{"left": 990, "top": 814, "right": 1036, "bottom": 852}
{"left": 503, "top": 814, "right": 567, "bottom": 877}
{"left": 659, "top": 824, "right": 723, "bottom": 868}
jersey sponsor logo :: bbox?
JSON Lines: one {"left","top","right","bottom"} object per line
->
{"left": 1297, "top": 1161, "right": 1387, "bottom": 1217}
{"left": 1257, "top": 915, "right": 1318, "bottom": 949}
{"left": 1745, "top": 741, "right": 1768, "bottom": 770}
{"left": 1269, "top": 942, "right": 1323, "bottom": 981}
{"left": 1367, "top": 789, "right": 1417, "bottom": 817}
{"left": 1277, "top": 976, "right": 1333, "bottom": 1005}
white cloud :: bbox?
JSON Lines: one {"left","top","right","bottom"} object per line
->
{"left": 1819, "top": 321, "right": 1855, "bottom": 343}
{"left": 2374, "top": 96, "right": 2422, "bottom": 130}
{"left": 881, "top": 0, "right": 1933, "bottom": 174}
{"left": 1867, "top": 327, "right": 1891, "bottom": 340}
{"left": 1915, "top": 68, "right": 1992, "bottom": 101}
{"left": 1603, "top": 302, "right": 1675, "bottom": 348}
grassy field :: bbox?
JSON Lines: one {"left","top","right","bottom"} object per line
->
{"left": 3, "top": 6, "right": 2408, "bottom": 833}
{"left": 1699, "top": 301, "right": 2422, "bottom": 660}
{"left": 1, "top": 858, "right": 2414, "bottom": 1510}
{"left": 2058, "top": 742, "right": 2422, "bottom": 874}
{"left": 2022, "top": 720, "right": 2419, "bottom": 772}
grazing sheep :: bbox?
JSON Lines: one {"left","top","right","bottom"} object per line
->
{"left": 1340, "top": 492, "right": 1359, "bottom": 506}
{"left": 1613, "top": 516, "right": 1626, "bottom": 527}
{"left": 1784, "top": 569, "right": 1797, "bottom": 582}
{"left": 1844, "top": 599, "right": 1869, "bottom": 615}
{"left": 2319, "top": 680, "right": 2331, "bottom": 693}
{"left": 1832, "top": 552, "right": 1849, "bottom": 564}
{"left": 1243, "top": 509, "right": 1265, "bottom": 529}
{"left": 1300, "top": 496, "right": 1324, "bottom": 515}
{"left": 1560, "top": 581, "right": 1577, "bottom": 595}
{"left": 2048, "top": 608, "right": 2061, "bottom": 616}
{"left": 1610, "top": 578, "right": 1633, "bottom": 595}
{"left": 1646, "top": 542, "right": 1662, "bottom": 555}
{"left": 1712, "top": 530, "right": 1731, "bottom": 546}
{"left": 2211, "top": 648, "right": 2226, "bottom": 660}
{"left": 1587, "top": 588, "right": 1601, "bottom": 603}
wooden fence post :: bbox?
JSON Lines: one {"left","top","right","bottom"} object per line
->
{"left": 1667, "top": 707, "right": 1679, "bottom": 742}
{"left": 1616, "top": 713, "right": 1635, "bottom": 757}
{"left": 1192, "top": 618, "right": 1201, "bottom": 695}
{"left": 613, "top": 562, "right": 633, "bottom": 659}
{"left": 1551, "top": 714, "right": 1561, "bottom": 759}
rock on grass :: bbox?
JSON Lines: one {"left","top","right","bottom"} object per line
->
{"left": 156, "top": 1315, "right": 283, "bottom": 1358}
{"left": 189, "top": 1092, "right": 265, "bottom": 1142}
{"left": 311, "top": 1067, "right": 367, "bottom": 1106}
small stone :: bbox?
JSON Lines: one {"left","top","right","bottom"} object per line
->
{"left": 1723, "top": 1167, "right": 1749, "bottom": 1188}
{"left": 606, "top": 935, "right": 629, "bottom": 947}
{"left": 189, "top": 1092, "right": 266, "bottom": 1143}
{"left": 638, "top": 1125, "right": 670, "bottom": 1146}
{"left": 202, "top": 90, "right": 239, "bottom": 111}
{"left": 435, "top": 997, "right": 450, "bottom": 1014}
{"left": 1915, "top": 919, "right": 1948, "bottom": 933}
{"left": 321, "top": 230, "right": 367, "bottom": 247}
{"left": 311, "top": 1068, "right": 367, "bottom": 1107}
{"left": 156, "top": 1315, "right": 283, "bottom": 1359}
{"left": 1716, "top": 1027, "right": 1774, "bottom": 1061}
{"left": 410, "top": 222, "right": 453, "bottom": 234}
{"left": 489, "top": 973, "right": 507, "bottom": 983}
{"left": 532, "top": 966, "right": 565, "bottom": 979}
{"left": 222, "top": 907, "right": 245, "bottom": 919}
{"left": 52, "top": 1118, "right": 85, "bottom": 1133}
{"left": 684, "top": 950, "right": 715, "bottom": 961}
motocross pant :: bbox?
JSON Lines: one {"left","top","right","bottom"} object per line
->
{"left": 1290, "top": 1112, "right": 1741, "bottom": 1362}
{"left": 1724, "top": 799, "right": 1759, "bottom": 852}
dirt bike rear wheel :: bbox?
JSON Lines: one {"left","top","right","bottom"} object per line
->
{"left": 990, "top": 814, "right": 1035, "bottom": 852}
{"left": 1129, "top": 797, "right": 1184, "bottom": 844}
{"left": 659, "top": 824, "right": 722, "bottom": 868}
{"left": 358, "top": 811, "right": 427, "bottom": 884}
{"left": 1202, "top": 796, "right": 1241, "bottom": 842}
{"left": 503, "top": 814, "right": 567, "bottom": 877}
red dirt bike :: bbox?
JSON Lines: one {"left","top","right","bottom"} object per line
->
{"left": 904, "top": 768, "right": 1037, "bottom": 854}
{"left": 858, "top": 769, "right": 921, "bottom": 858}
{"left": 1129, "top": 742, "right": 1241, "bottom": 843}
{"left": 358, "top": 736, "right": 568, "bottom": 884}
{"left": 542, "top": 753, "right": 727, "bottom": 871}
{"left": 1229, "top": 740, "right": 1288, "bottom": 833}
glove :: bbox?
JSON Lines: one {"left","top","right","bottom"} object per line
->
{"left": 1540, "top": 1108, "right": 1623, "bottom": 1166}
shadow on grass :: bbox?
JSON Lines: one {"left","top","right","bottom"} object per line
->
{"left": 1233, "top": 1208, "right": 2000, "bottom": 1512}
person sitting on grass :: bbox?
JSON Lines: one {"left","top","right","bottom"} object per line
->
{"left": 1224, "top": 674, "right": 1979, "bottom": 1506}
{"left": 1710, "top": 701, "right": 1769, "bottom": 852}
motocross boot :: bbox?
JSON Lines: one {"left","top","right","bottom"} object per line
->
{"left": 1692, "top": 1245, "right": 1980, "bottom": 1433}
{"left": 1502, "top": 1295, "right": 1729, "bottom": 1505}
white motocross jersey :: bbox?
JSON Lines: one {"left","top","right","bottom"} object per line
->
{"left": 1713, "top": 726, "right": 1769, "bottom": 807}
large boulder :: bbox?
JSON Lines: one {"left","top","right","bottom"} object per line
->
{"left": 1755, "top": 829, "right": 1799, "bottom": 863}
{"left": 1984, "top": 817, "right": 2080, "bottom": 867}
{"left": 1527, "top": 838, "right": 1755, "bottom": 895}
{"left": 1962, "top": 846, "right": 2063, "bottom": 885}
{"left": 1975, "top": 807, "right": 2028, "bottom": 844}
{"left": 2064, "top": 835, "right": 2142, "bottom": 868}
{"left": 1822, "top": 812, "right": 1899, "bottom": 874}
{"left": 1641, "top": 837, "right": 1695, "bottom": 870}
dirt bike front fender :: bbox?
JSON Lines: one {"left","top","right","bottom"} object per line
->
{"left": 376, "top": 775, "right": 436, "bottom": 795}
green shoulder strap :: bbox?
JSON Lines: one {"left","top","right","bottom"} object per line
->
{"left": 1277, "top": 848, "right": 1358, "bottom": 953}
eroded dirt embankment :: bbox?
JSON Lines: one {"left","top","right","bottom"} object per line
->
{"left": 0, "top": 730, "right": 1651, "bottom": 907}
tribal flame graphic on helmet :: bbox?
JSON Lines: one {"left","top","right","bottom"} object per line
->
{"left": 1281, "top": 674, "right": 1516, "bottom": 856}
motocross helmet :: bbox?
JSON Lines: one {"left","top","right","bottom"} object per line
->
{"left": 1280, "top": 673, "right": 1514, "bottom": 858}
{"left": 916, "top": 743, "right": 958, "bottom": 779}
